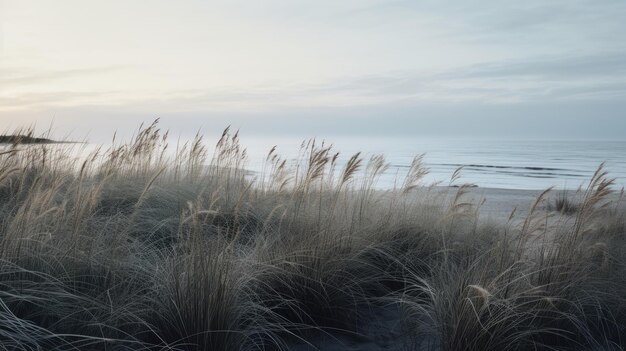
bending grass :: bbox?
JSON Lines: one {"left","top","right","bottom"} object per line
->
{"left": 0, "top": 121, "right": 624, "bottom": 350}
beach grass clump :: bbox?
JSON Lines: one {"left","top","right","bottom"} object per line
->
{"left": 0, "top": 120, "right": 624, "bottom": 350}
{"left": 547, "top": 190, "right": 581, "bottom": 215}
{"left": 398, "top": 164, "right": 626, "bottom": 351}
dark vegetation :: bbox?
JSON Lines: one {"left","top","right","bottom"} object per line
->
{"left": 0, "top": 135, "right": 56, "bottom": 144}
{"left": 546, "top": 190, "right": 581, "bottom": 215}
{"left": 0, "top": 120, "right": 625, "bottom": 350}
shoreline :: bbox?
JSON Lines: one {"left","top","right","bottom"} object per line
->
{"left": 418, "top": 186, "right": 624, "bottom": 223}
{"left": 0, "top": 135, "right": 84, "bottom": 145}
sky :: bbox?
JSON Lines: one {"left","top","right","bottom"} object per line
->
{"left": 1, "top": 0, "right": 625, "bottom": 141}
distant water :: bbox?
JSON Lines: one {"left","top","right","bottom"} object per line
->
{"left": 7, "top": 137, "right": 625, "bottom": 191}
{"left": 240, "top": 137, "right": 626, "bottom": 190}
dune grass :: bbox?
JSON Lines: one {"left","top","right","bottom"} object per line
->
{"left": 0, "top": 121, "right": 624, "bottom": 351}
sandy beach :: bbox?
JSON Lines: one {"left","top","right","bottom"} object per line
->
{"left": 428, "top": 186, "right": 623, "bottom": 221}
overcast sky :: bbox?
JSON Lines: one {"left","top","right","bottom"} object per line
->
{"left": 1, "top": 0, "right": 625, "bottom": 141}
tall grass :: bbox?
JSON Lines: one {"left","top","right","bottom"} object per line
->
{"left": 0, "top": 121, "right": 624, "bottom": 350}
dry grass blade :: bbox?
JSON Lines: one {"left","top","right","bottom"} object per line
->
{"left": 402, "top": 153, "right": 428, "bottom": 194}
{"left": 0, "top": 121, "right": 624, "bottom": 351}
{"left": 340, "top": 152, "right": 362, "bottom": 186}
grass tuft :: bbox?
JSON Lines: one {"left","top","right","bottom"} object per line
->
{"left": 0, "top": 120, "right": 624, "bottom": 350}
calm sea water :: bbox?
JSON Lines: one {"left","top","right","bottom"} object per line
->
{"left": 239, "top": 137, "right": 626, "bottom": 190}
{"left": 8, "top": 137, "right": 625, "bottom": 191}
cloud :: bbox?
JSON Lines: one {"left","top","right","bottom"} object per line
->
{"left": 2, "top": 0, "right": 625, "bottom": 136}
{"left": 0, "top": 91, "right": 119, "bottom": 110}
{"left": 307, "top": 51, "right": 626, "bottom": 105}
{"left": 448, "top": 52, "right": 626, "bottom": 80}
{"left": 2, "top": 47, "right": 624, "bottom": 116}
{"left": 4, "top": 51, "right": 624, "bottom": 114}
{"left": 0, "top": 65, "right": 130, "bottom": 86}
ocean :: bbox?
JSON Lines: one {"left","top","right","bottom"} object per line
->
{"left": 239, "top": 136, "right": 626, "bottom": 190}
{"left": 5, "top": 136, "right": 625, "bottom": 191}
